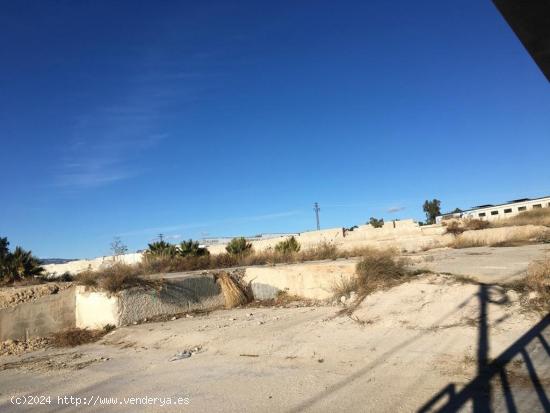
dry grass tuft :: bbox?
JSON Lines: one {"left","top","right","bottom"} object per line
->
{"left": 331, "top": 275, "right": 359, "bottom": 299}
{"left": 504, "top": 258, "right": 550, "bottom": 313}
{"left": 74, "top": 270, "right": 98, "bottom": 287}
{"left": 216, "top": 272, "right": 251, "bottom": 308}
{"left": 303, "top": 242, "right": 339, "bottom": 261}
{"left": 524, "top": 258, "right": 550, "bottom": 312}
{"left": 444, "top": 221, "right": 465, "bottom": 236}
{"left": 50, "top": 327, "right": 112, "bottom": 347}
{"left": 464, "top": 219, "right": 490, "bottom": 231}
{"left": 76, "top": 263, "right": 160, "bottom": 293}
{"left": 491, "top": 208, "right": 550, "bottom": 228}
{"left": 444, "top": 219, "right": 489, "bottom": 236}
{"left": 355, "top": 249, "right": 410, "bottom": 295}
{"left": 448, "top": 228, "right": 550, "bottom": 249}
{"left": 336, "top": 249, "right": 412, "bottom": 315}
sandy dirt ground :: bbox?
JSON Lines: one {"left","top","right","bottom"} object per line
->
{"left": 0, "top": 272, "right": 549, "bottom": 412}
{"left": 409, "top": 244, "right": 550, "bottom": 283}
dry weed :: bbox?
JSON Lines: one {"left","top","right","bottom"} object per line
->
{"left": 216, "top": 272, "right": 250, "bottom": 308}
{"left": 491, "top": 208, "right": 550, "bottom": 228}
{"left": 50, "top": 327, "right": 113, "bottom": 348}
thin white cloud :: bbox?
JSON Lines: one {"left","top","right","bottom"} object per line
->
{"left": 53, "top": 72, "right": 206, "bottom": 189}
{"left": 387, "top": 206, "right": 406, "bottom": 213}
{"left": 117, "top": 210, "right": 301, "bottom": 238}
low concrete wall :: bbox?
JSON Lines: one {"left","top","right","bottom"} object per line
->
{"left": 45, "top": 220, "right": 444, "bottom": 274}
{"left": 117, "top": 275, "right": 224, "bottom": 325}
{"left": 0, "top": 287, "right": 76, "bottom": 341}
{"left": 243, "top": 259, "right": 359, "bottom": 300}
{"left": 208, "top": 220, "right": 450, "bottom": 255}
{"left": 75, "top": 274, "right": 225, "bottom": 328}
{"left": 75, "top": 287, "right": 119, "bottom": 329}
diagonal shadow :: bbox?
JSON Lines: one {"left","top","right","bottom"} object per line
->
{"left": 286, "top": 293, "right": 478, "bottom": 413}
{"left": 418, "top": 282, "right": 550, "bottom": 413}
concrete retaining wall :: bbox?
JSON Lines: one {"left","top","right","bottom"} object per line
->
{"left": 75, "top": 274, "right": 225, "bottom": 328}
{"left": 0, "top": 287, "right": 76, "bottom": 341}
{"left": 75, "top": 287, "right": 119, "bottom": 329}
{"left": 243, "top": 259, "right": 359, "bottom": 300}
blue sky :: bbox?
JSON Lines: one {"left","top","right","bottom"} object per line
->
{"left": 1, "top": 1, "right": 549, "bottom": 258}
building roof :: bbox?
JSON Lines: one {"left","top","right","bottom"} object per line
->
{"left": 440, "top": 195, "right": 550, "bottom": 216}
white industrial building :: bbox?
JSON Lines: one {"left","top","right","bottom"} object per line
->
{"left": 437, "top": 195, "right": 550, "bottom": 223}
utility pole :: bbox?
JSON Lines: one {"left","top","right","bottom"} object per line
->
{"left": 313, "top": 202, "right": 320, "bottom": 231}
{"left": 158, "top": 233, "right": 164, "bottom": 242}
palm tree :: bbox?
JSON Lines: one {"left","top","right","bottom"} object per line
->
{"left": 1, "top": 244, "right": 43, "bottom": 282}
{"left": 179, "top": 239, "right": 209, "bottom": 257}
{"left": 226, "top": 237, "right": 253, "bottom": 256}
{"left": 144, "top": 241, "right": 178, "bottom": 258}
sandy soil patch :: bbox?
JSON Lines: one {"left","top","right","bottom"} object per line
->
{"left": 0, "top": 273, "right": 547, "bottom": 412}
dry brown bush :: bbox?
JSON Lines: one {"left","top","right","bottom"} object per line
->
{"left": 50, "top": 327, "right": 112, "bottom": 347}
{"left": 448, "top": 228, "right": 549, "bottom": 249}
{"left": 298, "top": 242, "right": 339, "bottom": 261}
{"left": 335, "top": 249, "right": 413, "bottom": 315}
{"left": 355, "top": 249, "right": 411, "bottom": 295}
{"left": 444, "top": 221, "right": 465, "bottom": 236}
{"left": 76, "top": 263, "right": 159, "bottom": 293}
{"left": 98, "top": 264, "right": 155, "bottom": 293}
{"left": 524, "top": 258, "right": 550, "bottom": 312}
{"left": 215, "top": 272, "right": 251, "bottom": 308}
{"left": 76, "top": 270, "right": 99, "bottom": 288}
{"left": 331, "top": 275, "right": 359, "bottom": 299}
{"left": 464, "top": 219, "right": 490, "bottom": 230}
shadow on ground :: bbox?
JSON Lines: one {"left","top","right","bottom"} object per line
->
{"left": 418, "top": 284, "right": 550, "bottom": 413}
{"left": 286, "top": 283, "right": 549, "bottom": 413}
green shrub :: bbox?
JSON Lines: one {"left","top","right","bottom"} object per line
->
{"left": 226, "top": 237, "right": 253, "bottom": 256}
{"left": 368, "top": 217, "right": 384, "bottom": 228}
{"left": 274, "top": 236, "right": 301, "bottom": 254}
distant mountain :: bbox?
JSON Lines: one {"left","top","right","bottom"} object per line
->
{"left": 39, "top": 258, "right": 78, "bottom": 265}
